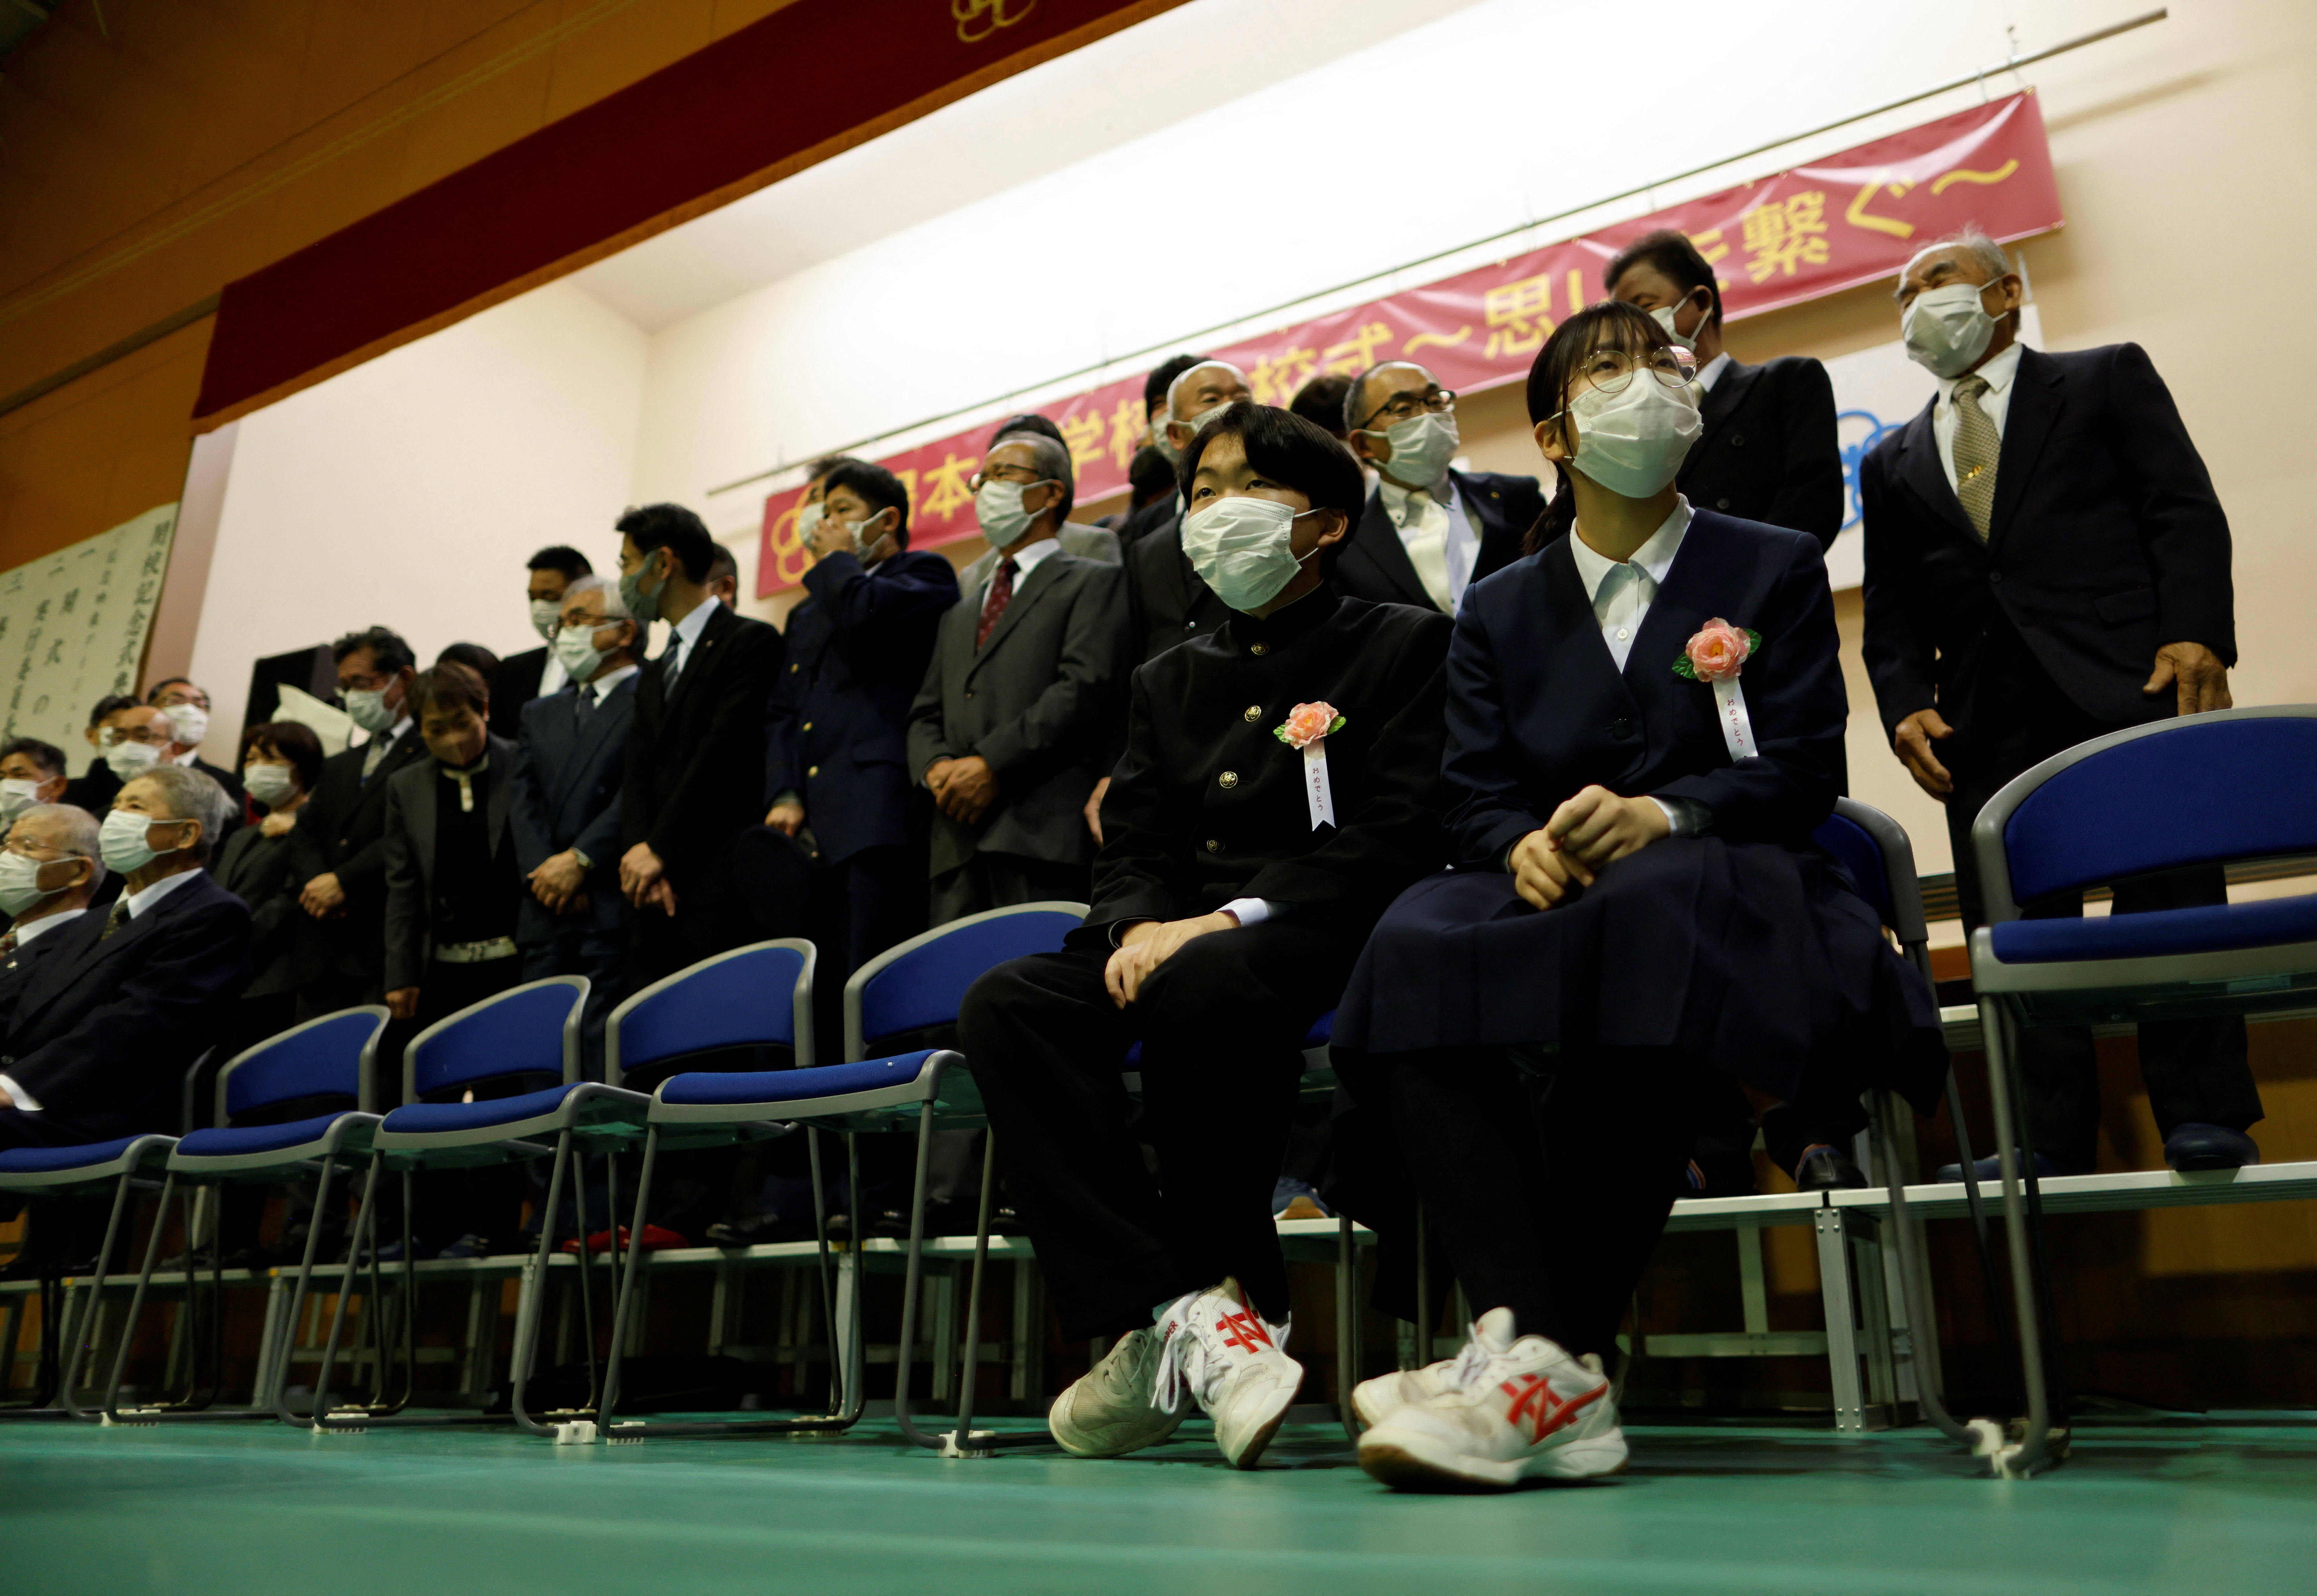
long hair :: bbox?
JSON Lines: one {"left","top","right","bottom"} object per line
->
{"left": 1521, "top": 300, "right": 1676, "bottom": 555}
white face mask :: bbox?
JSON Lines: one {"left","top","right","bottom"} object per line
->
{"left": 1368, "top": 409, "right": 1460, "bottom": 489}
{"left": 101, "top": 808, "right": 184, "bottom": 874}
{"left": 0, "top": 851, "right": 79, "bottom": 918}
{"left": 104, "top": 739, "right": 164, "bottom": 781}
{"left": 0, "top": 778, "right": 43, "bottom": 822}
{"left": 160, "top": 702, "right": 209, "bottom": 747}
{"left": 974, "top": 479, "right": 1049, "bottom": 550}
{"left": 529, "top": 598, "right": 564, "bottom": 643}
{"left": 343, "top": 686, "right": 399, "bottom": 734}
{"left": 1902, "top": 279, "right": 2000, "bottom": 379}
{"left": 553, "top": 621, "right": 613, "bottom": 683}
{"left": 795, "top": 500, "right": 827, "bottom": 545}
{"left": 1560, "top": 377, "right": 1704, "bottom": 499}
{"left": 243, "top": 762, "right": 298, "bottom": 808}
{"left": 1181, "top": 496, "right": 1317, "bottom": 613}
{"left": 1166, "top": 401, "right": 1234, "bottom": 457}
{"left": 842, "top": 509, "right": 891, "bottom": 560}
{"left": 1647, "top": 291, "right": 1707, "bottom": 354}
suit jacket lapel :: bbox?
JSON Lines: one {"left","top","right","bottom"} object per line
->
{"left": 485, "top": 734, "right": 514, "bottom": 859}
{"left": 1691, "top": 359, "right": 1759, "bottom": 456}
{"left": 662, "top": 605, "right": 729, "bottom": 716}
{"left": 565, "top": 678, "right": 630, "bottom": 784}
{"left": 13, "top": 875, "right": 194, "bottom": 1023}
{"left": 403, "top": 765, "right": 438, "bottom": 891}
{"left": 1350, "top": 490, "right": 1432, "bottom": 607}
{"left": 969, "top": 554, "right": 1065, "bottom": 667}
{"left": 1985, "top": 349, "right": 2061, "bottom": 553}
{"left": 1892, "top": 401, "right": 1980, "bottom": 547}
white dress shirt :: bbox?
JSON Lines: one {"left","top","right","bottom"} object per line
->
{"left": 539, "top": 651, "right": 569, "bottom": 698}
{"left": 980, "top": 535, "right": 1062, "bottom": 608}
{"left": 577, "top": 662, "right": 639, "bottom": 708}
{"left": 1696, "top": 351, "right": 1734, "bottom": 392}
{"left": 1565, "top": 496, "right": 1709, "bottom": 837}
{"left": 662, "top": 595, "right": 723, "bottom": 683}
{"left": 1931, "top": 339, "right": 2025, "bottom": 495}
{"left": 0, "top": 907, "right": 88, "bottom": 1113}
{"left": 125, "top": 868, "right": 202, "bottom": 920}
{"left": 360, "top": 718, "right": 415, "bottom": 781}
{"left": 1377, "top": 472, "right": 1480, "bottom": 614}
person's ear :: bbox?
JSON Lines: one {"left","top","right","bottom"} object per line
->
{"left": 1308, "top": 509, "right": 1351, "bottom": 552}
{"left": 1533, "top": 415, "right": 1574, "bottom": 464}
{"left": 1993, "top": 272, "right": 2025, "bottom": 315}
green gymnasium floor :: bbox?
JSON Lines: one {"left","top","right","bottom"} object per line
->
{"left": 5, "top": 1414, "right": 2314, "bottom": 1596}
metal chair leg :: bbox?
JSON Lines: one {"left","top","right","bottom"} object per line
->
{"left": 1979, "top": 1000, "right": 2058, "bottom": 1476}
{"left": 1336, "top": 1212, "right": 1361, "bottom": 1442}
{"left": 272, "top": 1157, "right": 342, "bottom": 1424}
{"left": 944, "top": 1133, "right": 1000, "bottom": 1457}
{"left": 510, "top": 1133, "right": 576, "bottom": 1435}
{"left": 597, "top": 1127, "right": 659, "bottom": 1426}
{"left": 307, "top": 1157, "right": 384, "bottom": 1428}
{"left": 890, "top": 1105, "right": 944, "bottom": 1449}
{"left": 102, "top": 1173, "right": 182, "bottom": 1421}
{"left": 58, "top": 1173, "right": 143, "bottom": 1421}
{"left": 1872, "top": 1089, "right": 1972, "bottom": 1446}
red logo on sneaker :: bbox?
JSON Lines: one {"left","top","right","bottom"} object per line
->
{"left": 1217, "top": 1308, "right": 1274, "bottom": 1353}
{"left": 1501, "top": 1374, "right": 1607, "bottom": 1444}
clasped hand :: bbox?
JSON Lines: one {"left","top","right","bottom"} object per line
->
{"left": 619, "top": 842, "right": 677, "bottom": 915}
{"left": 1103, "top": 910, "right": 1236, "bottom": 1009}
{"left": 1510, "top": 785, "right": 1670, "bottom": 911}
{"left": 925, "top": 755, "right": 998, "bottom": 825}
{"left": 528, "top": 850, "right": 589, "bottom": 915}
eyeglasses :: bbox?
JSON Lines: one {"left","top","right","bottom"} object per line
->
{"left": 967, "top": 466, "right": 1053, "bottom": 493}
{"left": 100, "top": 726, "right": 170, "bottom": 747}
{"left": 1, "top": 838, "right": 80, "bottom": 861}
{"left": 1574, "top": 346, "right": 1698, "bottom": 396}
{"left": 1356, "top": 388, "right": 1456, "bottom": 432}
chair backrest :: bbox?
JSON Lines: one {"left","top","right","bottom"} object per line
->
{"left": 402, "top": 976, "right": 587, "bottom": 1103}
{"left": 1815, "top": 798, "right": 1933, "bottom": 980}
{"left": 844, "top": 902, "right": 1085, "bottom": 1062}
{"left": 216, "top": 1007, "right": 390, "bottom": 1122}
{"left": 605, "top": 939, "right": 815, "bottom": 1088}
{"left": 1974, "top": 707, "right": 2317, "bottom": 920}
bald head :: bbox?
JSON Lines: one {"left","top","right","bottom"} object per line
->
{"left": 1162, "top": 362, "right": 1253, "bottom": 457}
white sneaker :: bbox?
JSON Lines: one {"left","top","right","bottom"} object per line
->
{"left": 1153, "top": 1278, "right": 1305, "bottom": 1469}
{"left": 1349, "top": 1306, "right": 1519, "bottom": 1430}
{"left": 1048, "top": 1326, "right": 1186, "bottom": 1457}
{"left": 1357, "top": 1311, "right": 1626, "bottom": 1491}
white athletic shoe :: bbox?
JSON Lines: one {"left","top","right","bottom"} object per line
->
{"left": 1153, "top": 1278, "right": 1305, "bottom": 1469}
{"left": 1357, "top": 1309, "right": 1627, "bottom": 1491}
{"left": 1049, "top": 1325, "right": 1187, "bottom": 1457}
{"left": 1349, "top": 1306, "right": 1518, "bottom": 1430}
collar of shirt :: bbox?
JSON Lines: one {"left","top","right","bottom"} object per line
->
{"left": 1696, "top": 352, "right": 1734, "bottom": 392}
{"left": 984, "top": 536, "right": 1062, "bottom": 600}
{"left": 173, "top": 749, "right": 200, "bottom": 769}
{"left": 1377, "top": 471, "right": 1460, "bottom": 529}
{"left": 1567, "top": 496, "right": 1694, "bottom": 607}
{"left": 1934, "top": 338, "right": 2025, "bottom": 410}
{"left": 671, "top": 594, "right": 721, "bottom": 653}
{"left": 373, "top": 717, "right": 414, "bottom": 747}
{"left": 125, "top": 868, "right": 201, "bottom": 920}
{"left": 12, "top": 906, "right": 86, "bottom": 946}
{"left": 582, "top": 663, "right": 640, "bottom": 702}
{"left": 539, "top": 650, "right": 569, "bottom": 695}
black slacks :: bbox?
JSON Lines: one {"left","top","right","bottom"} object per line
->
{"left": 929, "top": 851, "right": 1088, "bottom": 929}
{"left": 1944, "top": 620, "right": 2257, "bottom": 1172}
{"left": 958, "top": 917, "right": 1358, "bottom": 1341}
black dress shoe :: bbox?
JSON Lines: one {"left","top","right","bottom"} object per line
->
{"left": 2164, "top": 1123, "right": 2259, "bottom": 1172}
{"left": 705, "top": 1211, "right": 815, "bottom": 1246}
{"left": 1793, "top": 1145, "right": 1868, "bottom": 1192}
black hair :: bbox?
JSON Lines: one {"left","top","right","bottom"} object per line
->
{"left": 330, "top": 625, "right": 417, "bottom": 676}
{"left": 436, "top": 641, "right": 502, "bottom": 676}
{"left": 821, "top": 458, "right": 914, "bottom": 546}
{"left": 806, "top": 454, "right": 863, "bottom": 484}
{"left": 705, "top": 546, "right": 738, "bottom": 588}
{"left": 1603, "top": 229, "right": 1723, "bottom": 331}
{"left": 991, "top": 413, "right": 1063, "bottom": 448}
{"left": 144, "top": 677, "right": 195, "bottom": 704}
{"left": 0, "top": 735, "right": 65, "bottom": 777}
{"left": 527, "top": 545, "right": 593, "bottom": 580}
{"left": 1289, "top": 373, "right": 1354, "bottom": 440}
{"left": 1178, "top": 403, "right": 1366, "bottom": 572}
{"left": 408, "top": 661, "right": 490, "bottom": 722}
{"left": 1522, "top": 299, "right": 1674, "bottom": 554}
{"left": 616, "top": 503, "right": 717, "bottom": 584}
{"left": 1126, "top": 443, "right": 1175, "bottom": 507}
{"left": 1144, "top": 354, "right": 1210, "bottom": 417}
{"left": 86, "top": 694, "right": 137, "bottom": 729}
{"left": 239, "top": 720, "right": 325, "bottom": 794}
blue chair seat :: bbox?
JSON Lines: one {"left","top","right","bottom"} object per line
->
{"left": 0, "top": 1136, "right": 148, "bottom": 1175}
{"left": 176, "top": 1114, "right": 361, "bottom": 1160}
{"left": 660, "top": 1050, "right": 939, "bottom": 1107}
{"left": 382, "top": 1084, "right": 577, "bottom": 1135}
{"left": 1988, "top": 892, "right": 2317, "bottom": 965}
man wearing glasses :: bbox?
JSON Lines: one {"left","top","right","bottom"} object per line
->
{"left": 146, "top": 677, "right": 245, "bottom": 818}
{"left": 1339, "top": 362, "right": 1542, "bottom": 616}
{"left": 63, "top": 700, "right": 191, "bottom": 822}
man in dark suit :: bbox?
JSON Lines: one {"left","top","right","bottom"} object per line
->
{"left": 511, "top": 576, "right": 643, "bottom": 1062}
{"left": 0, "top": 766, "right": 250, "bottom": 1152}
{"left": 62, "top": 700, "right": 187, "bottom": 821}
{"left": 959, "top": 415, "right": 1122, "bottom": 589}
{"left": 615, "top": 504, "right": 786, "bottom": 984}
{"left": 1862, "top": 228, "right": 2252, "bottom": 1176}
{"left": 907, "top": 431, "right": 1129, "bottom": 924}
{"left": 488, "top": 546, "right": 594, "bottom": 740}
{"left": 1607, "top": 228, "right": 1844, "bottom": 544}
{"left": 1114, "top": 354, "right": 1214, "bottom": 549}
{"left": 146, "top": 678, "right": 248, "bottom": 817}
{"left": 58, "top": 695, "right": 136, "bottom": 816}
{"left": 1339, "top": 361, "right": 1541, "bottom": 613}
{"left": 288, "top": 627, "right": 432, "bottom": 1019}
{"left": 0, "top": 738, "right": 71, "bottom": 831}
{"left": 0, "top": 804, "right": 103, "bottom": 1029}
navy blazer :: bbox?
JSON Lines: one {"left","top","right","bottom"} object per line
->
{"left": 1860, "top": 342, "right": 2235, "bottom": 735}
{"left": 510, "top": 674, "right": 637, "bottom": 949}
{"left": 1334, "top": 469, "right": 1543, "bottom": 614}
{"left": 287, "top": 726, "right": 434, "bottom": 984}
{"left": 763, "top": 548, "right": 958, "bottom": 866}
{"left": 1680, "top": 357, "right": 1843, "bottom": 544}
{"left": 1445, "top": 511, "right": 1847, "bottom": 868}
{"left": 0, "top": 913, "right": 84, "bottom": 1033}
{"left": 0, "top": 870, "right": 253, "bottom": 1139}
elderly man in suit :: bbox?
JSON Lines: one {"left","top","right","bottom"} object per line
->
{"left": 908, "top": 431, "right": 1130, "bottom": 924}
{"left": 615, "top": 504, "right": 787, "bottom": 983}
{"left": 487, "top": 546, "right": 594, "bottom": 740}
{"left": 288, "top": 627, "right": 431, "bottom": 1019}
{"left": 1862, "top": 228, "right": 2253, "bottom": 1177}
{"left": 0, "top": 804, "right": 103, "bottom": 1029}
{"left": 959, "top": 416, "right": 1120, "bottom": 593}
{"left": 0, "top": 767, "right": 249, "bottom": 1152}
{"left": 63, "top": 700, "right": 190, "bottom": 822}
{"left": 510, "top": 576, "right": 643, "bottom": 1066}
{"left": 1114, "top": 354, "right": 1216, "bottom": 548}
{"left": 1338, "top": 360, "right": 1541, "bottom": 615}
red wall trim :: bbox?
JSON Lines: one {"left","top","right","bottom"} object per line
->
{"left": 193, "top": 0, "right": 1178, "bottom": 424}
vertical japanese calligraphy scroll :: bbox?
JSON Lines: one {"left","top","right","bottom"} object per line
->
{"left": 0, "top": 504, "right": 178, "bottom": 753}
{"left": 760, "top": 91, "right": 2062, "bottom": 593}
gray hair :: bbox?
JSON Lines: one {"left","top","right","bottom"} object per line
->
{"left": 1006, "top": 431, "right": 1073, "bottom": 494}
{"left": 1166, "top": 360, "right": 1247, "bottom": 421}
{"left": 128, "top": 764, "right": 233, "bottom": 863}
{"left": 563, "top": 572, "right": 631, "bottom": 623}
{"left": 1897, "top": 228, "right": 2011, "bottom": 299}
{"left": 21, "top": 802, "right": 105, "bottom": 893}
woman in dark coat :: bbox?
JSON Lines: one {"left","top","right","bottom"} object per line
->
{"left": 1339, "top": 301, "right": 1942, "bottom": 1491}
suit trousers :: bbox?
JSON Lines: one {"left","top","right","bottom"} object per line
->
{"left": 957, "top": 918, "right": 1359, "bottom": 1341}
{"left": 1945, "top": 619, "right": 2258, "bottom": 1172}
{"left": 521, "top": 915, "right": 628, "bottom": 1081}
{"left": 929, "top": 851, "right": 1089, "bottom": 929}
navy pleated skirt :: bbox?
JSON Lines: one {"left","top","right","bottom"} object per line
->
{"left": 1333, "top": 837, "right": 1947, "bottom": 1112}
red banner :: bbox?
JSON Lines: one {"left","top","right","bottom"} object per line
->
{"left": 760, "top": 91, "right": 2061, "bottom": 594}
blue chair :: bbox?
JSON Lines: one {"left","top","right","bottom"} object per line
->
{"left": 1964, "top": 706, "right": 2317, "bottom": 1476}
{"left": 100, "top": 1007, "right": 389, "bottom": 1424}
{"left": 600, "top": 903, "right": 1083, "bottom": 1452}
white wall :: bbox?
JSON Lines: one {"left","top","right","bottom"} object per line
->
{"left": 190, "top": 280, "right": 648, "bottom": 751}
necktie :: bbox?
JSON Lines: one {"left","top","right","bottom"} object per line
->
{"left": 100, "top": 899, "right": 129, "bottom": 941}
{"left": 977, "top": 559, "right": 1018, "bottom": 648}
{"left": 573, "top": 686, "right": 592, "bottom": 725}
{"left": 0, "top": 930, "right": 17, "bottom": 960}
{"left": 1951, "top": 374, "right": 2000, "bottom": 541}
{"left": 361, "top": 732, "right": 392, "bottom": 783}
{"left": 1399, "top": 490, "right": 1456, "bottom": 612}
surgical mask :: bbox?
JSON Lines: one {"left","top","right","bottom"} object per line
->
{"left": 795, "top": 500, "right": 827, "bottom": 545}
{"left": 843, "top": 510, "right": 891, "bottom": 559}
{"left": 1369, "top": 409, "right": 1460, "bottom": 488}
{"left": 1647, "top": 291, "right": 1707, "bottom": 354}
{"left": 104, "top": 740, "right": 163, "bottom": 781}
{"left": 1561, "top": 378, "right": 1703, "bottom": 499}
{"left": 1181, "top": 497, "right": 1316, "bottom": 613}
{"left": 618, "top": 556, "right": 665, "bottom": 624}
{"left": 1902, "top": 280, "right": 1999, "bottom": 379}
{"left": 243, "top": 762, "right": 298, "bottom": 808}
{"left": 100, "top": 808, "right": 182, "bottom": 874}
{"left": 0, "top": 778, "right": 42, "bottom": 822}
{"left": 160, "top": 703, "right": 209, "bottom": 747}
{"left": 974, "top": 480, "right": 1047, "bottom": 550}
{"left": 343, "top": 687, "right": 399, "bottom": 734}
{"left": 553, "top": 622, "right": 611, "bottom": 682}
{"left": 1165, "top": 401, "right": 1233, "bottom": 460}
{"left": 0, "top": 851, "right": 79, "bottom": 918}
{"left": 529, "top": 598, "right": 563, "bottom": 643}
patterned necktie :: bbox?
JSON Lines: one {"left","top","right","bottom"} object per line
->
{"left": 0, "top": 930, "right": 17, "bottom": 960}
{"left": 1400, "top": 490, "right": 1456, "bottom": 612}
{"left": 573, "top": 685, "right": 592, "bottom": 724}
{"left": 976, "top": 558, "right": 1018, "bottom": 648}
{"left": 1951, "top": 374, "right": 2000, "bottom": 541}
{"left": 99, "top": 899, "right": 129, "bottom": 940}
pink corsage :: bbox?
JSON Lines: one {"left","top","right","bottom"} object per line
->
{"left": 1673, "top": 618, "right": 1760, "bottom": 682}
{"left": 1275, "top": 701, "right": 1346, "bottom": 749}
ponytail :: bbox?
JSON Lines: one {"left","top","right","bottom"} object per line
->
{"left": 1524, "top": 459, "right": 1578, "bottom": 556}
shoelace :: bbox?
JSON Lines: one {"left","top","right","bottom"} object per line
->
{"left": 1148, "top": 1306, "right": 1291, "bottom": 1415}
